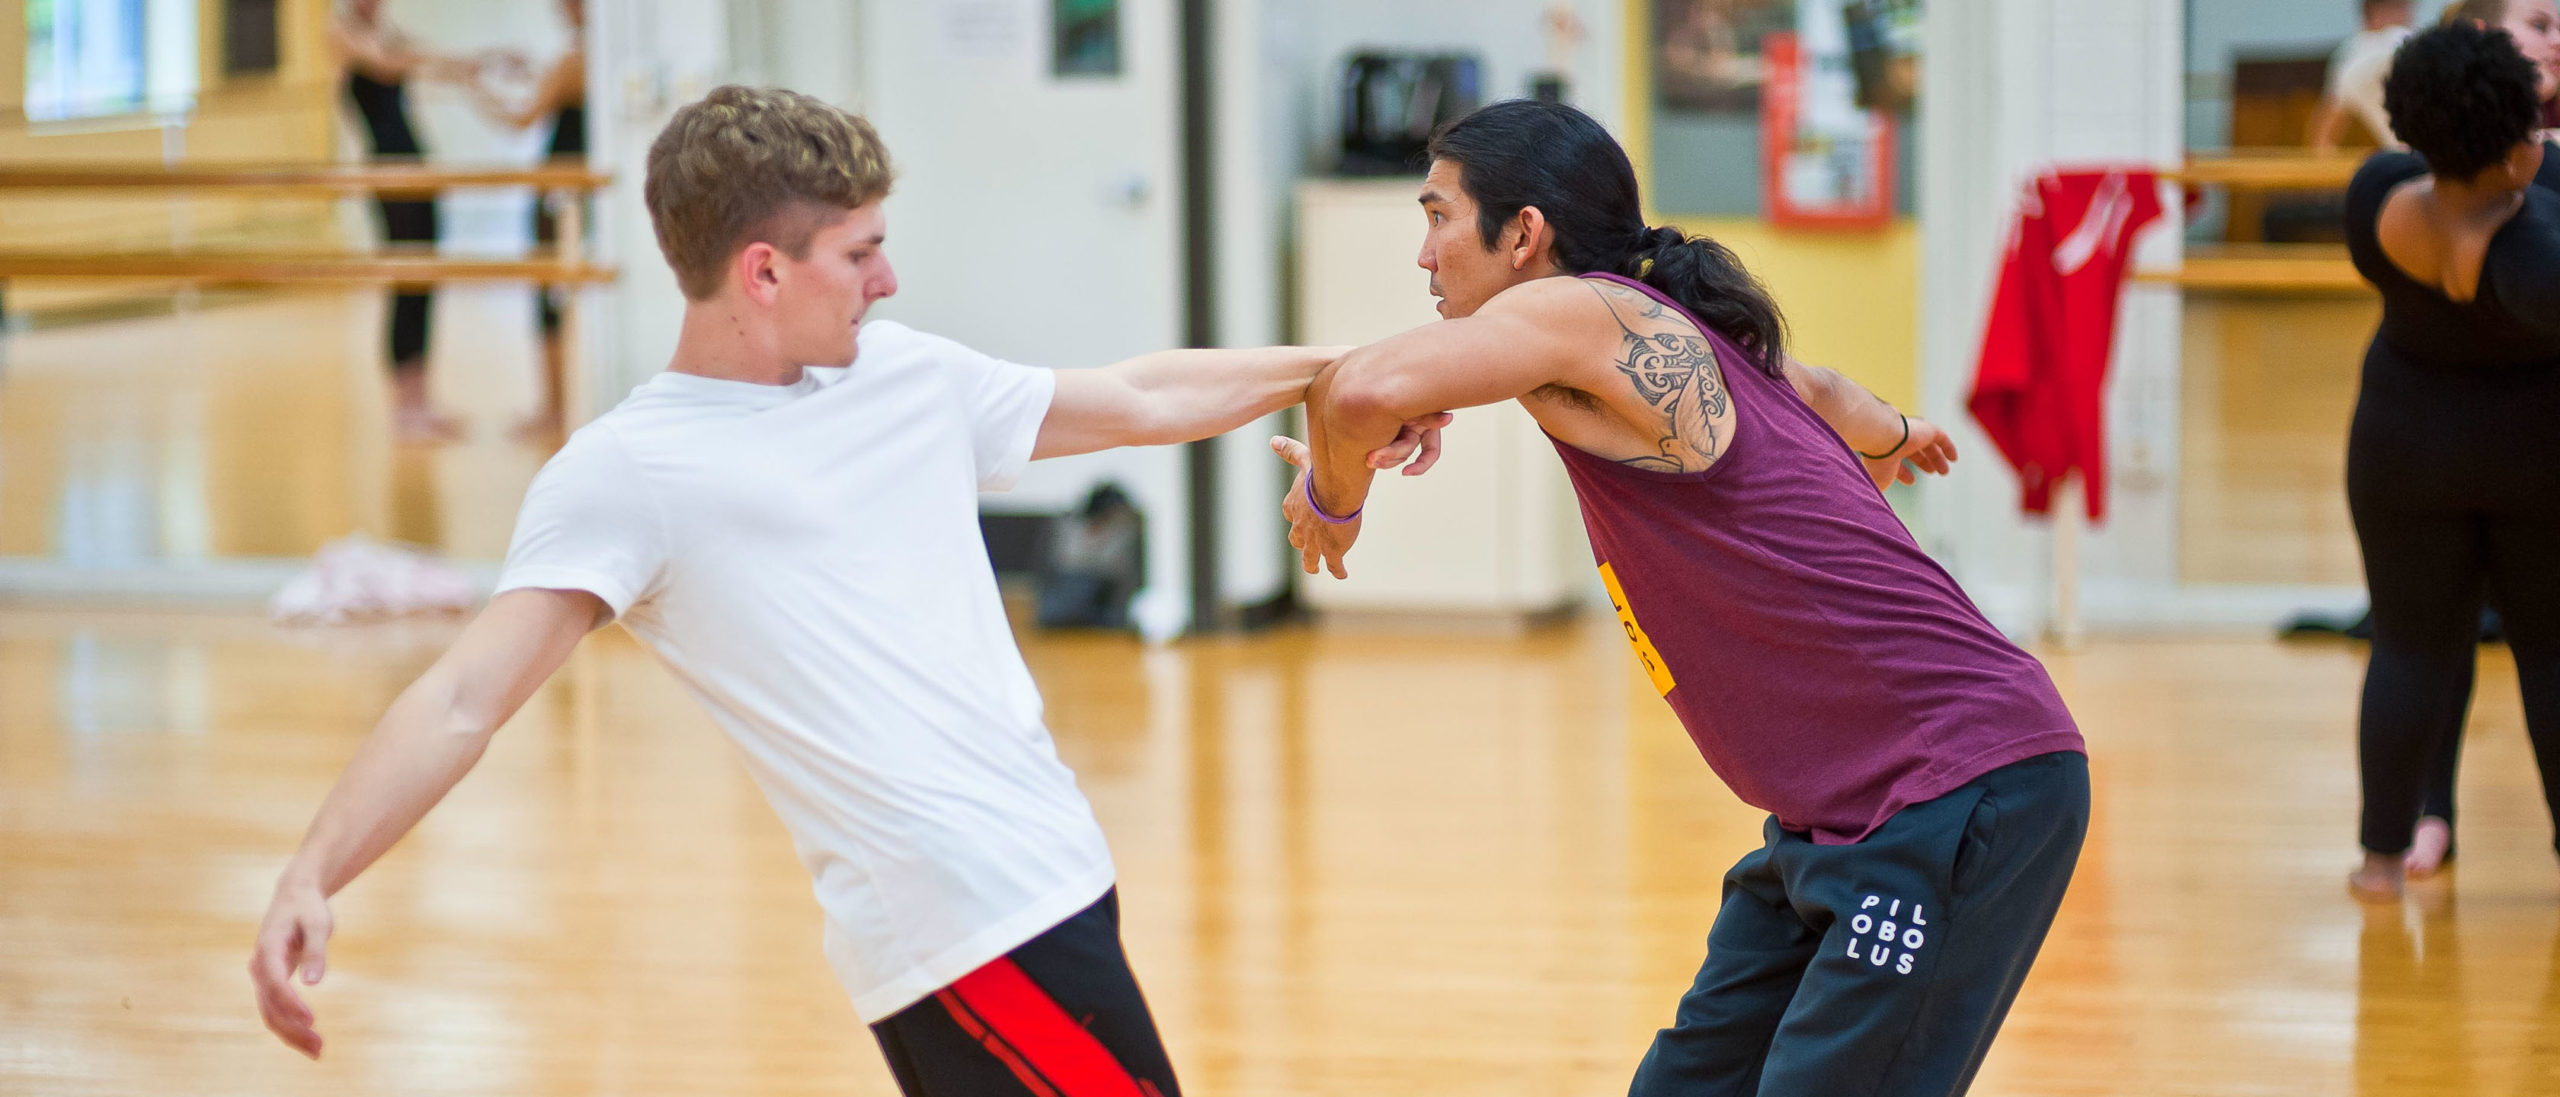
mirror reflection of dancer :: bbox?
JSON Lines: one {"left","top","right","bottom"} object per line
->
{"left": 465, "top": 0, "right": 588, "bottom": 440}
{"left": 332, "top": 0, "right": 474, "bottom": 443}
{"left": 2312, "top": 0, "right": 2416, "bottom": 155}
{"left": 1278, "top": 100, "right": 2087, "bottom": 1097}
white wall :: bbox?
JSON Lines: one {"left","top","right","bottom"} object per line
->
{"left": 587, "top": 0, "right": 735, "bottom": 410}
{"left": 726, "top": 0, "right": 862, "bottom": 108}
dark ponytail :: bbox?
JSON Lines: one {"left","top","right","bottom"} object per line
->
{"left": 1625, "top": 223, "right": 1789, "bottom": 376}
{"left": 1426, "top": 99, "right": 1789, "bottom": 376}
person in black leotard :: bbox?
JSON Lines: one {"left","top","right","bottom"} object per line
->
{"left": 332, "top": 0, "right": 471, "bottom": 444}
{"left": 467, "top": 0, "right": 587, "bottom": 440}
{"left": 2387, "top": 0, "right": 2560, "bottom": 878}
{"left": 2344, "top": 20, "right": 2560, "bottom": 900}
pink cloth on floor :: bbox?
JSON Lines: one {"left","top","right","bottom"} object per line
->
{"left": 269, "top": 534, "right": 480, "bottom": 625}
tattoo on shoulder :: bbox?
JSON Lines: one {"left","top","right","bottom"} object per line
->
{"left": 1586, "top": 282, "right": 1729, "bottom": 473}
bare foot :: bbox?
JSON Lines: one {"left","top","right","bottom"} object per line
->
{"left": 2404, "top": 816, "right": 2454, "bottom": 878}
{"left": 2348, "top": 852, "right": 2405, "bottom": 902}
{"left": 393, "top": 407, "right": 465, "bottom": 445}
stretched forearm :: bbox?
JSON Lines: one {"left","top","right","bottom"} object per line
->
{"left": 277, "top": 671, "right": 496, "bottom": 898}
{"left": 1789, "top": 358, "right": 1907, "bottom": 456}
{"left": 1305, "top": 359, "right": 1412, "bottom": 515}
{"left": 1107, "top": 345, "right": 1340, "bottom": 445}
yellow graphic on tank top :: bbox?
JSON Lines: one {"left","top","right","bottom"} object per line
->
{"left": 1600, "top": 562, "right": 1677, "bottom": 696}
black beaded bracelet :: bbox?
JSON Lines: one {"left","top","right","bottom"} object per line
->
{"left": 1857, "top": 414, "right": 1910, "bottom": 461}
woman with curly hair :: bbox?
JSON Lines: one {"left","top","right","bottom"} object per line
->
{"left": 2344, "top": 19, "right": 2560, "bottom": 899}
{"left": 2376, "top": 0, "right": 2560, "bottom": 882}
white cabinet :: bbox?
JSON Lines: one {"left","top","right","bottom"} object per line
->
{"left": 1294, "top": 179, "right": 1590, "bottom": 622}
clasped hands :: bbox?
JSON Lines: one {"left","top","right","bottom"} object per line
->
{"left": 1270, "top": 411, "right": 1452, "bottom": 579}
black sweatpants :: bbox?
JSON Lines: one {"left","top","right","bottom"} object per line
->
{"left": 347, "top": 72, "right": 436, "bottom": 373}
{"left": 870, "top": 890, "right": 1179, "bottom": 1097}
{"left": 2350, "top": 354, "right": 2560, "bottom": 857}
{"left": 1628, "top": 751, "right": 2088, "bottom": 1097}
{"left": 378, "top": 194, "right": 437, "bottom": 369}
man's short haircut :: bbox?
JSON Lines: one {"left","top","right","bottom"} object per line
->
{"left": 643, "top": 85, "right": 895, "bottom": 300}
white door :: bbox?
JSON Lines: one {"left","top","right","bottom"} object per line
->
{"left": 855, "top": 0, "right": 1190, "bottom": 635}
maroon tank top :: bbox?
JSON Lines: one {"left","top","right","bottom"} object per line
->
{"left": 1558, "top": 273, "right": 2083, "bottom": 844}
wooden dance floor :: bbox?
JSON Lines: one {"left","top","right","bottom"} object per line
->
{"left": 3, "top": 613, "right": 2556, "bottom": 1096}
{"left": 3, "top": 294, "right": 2557, "bottom": 1095}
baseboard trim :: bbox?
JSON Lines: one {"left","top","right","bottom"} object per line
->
{"left": 0, "top": 555, "right": 499, "bottom": 611}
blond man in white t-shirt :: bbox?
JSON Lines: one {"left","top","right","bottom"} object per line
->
{"left": 247, "top": 85, "right": 1440, "bottom": 1096}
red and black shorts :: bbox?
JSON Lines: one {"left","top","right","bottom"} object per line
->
{"left": 871, "top": 890, "right": 1180, "bottom": 1097}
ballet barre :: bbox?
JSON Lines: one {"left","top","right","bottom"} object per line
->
{"left": 0, "top": 160, "right": 614, "bottom": 286}
{"left": 0, "top": 161, "right": 618, "bottom": 424}
{"left": 0, "top": 160, "right": 610, "bottom": 196}
{"left": 0, "top": 251, "right": 616, "bottom": 286}
{"left": 2161, "top": 149, "right": 2362, "bottom": 190}
{"left": 2139, "top": 150, "right": 2365, "bottom": 293}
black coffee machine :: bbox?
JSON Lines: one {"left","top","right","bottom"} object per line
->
{"left": 1336, "top": 51, "right": 1483, "bottom": 176}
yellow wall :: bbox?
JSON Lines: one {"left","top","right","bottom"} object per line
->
{"left": 1620, "top": 0, "right": 1920, "bottom": 409}
{"left": 0, "top": 0, "right": 341, "bottom": 310}
{"left": 1661, "top": 217, "right": 1921, "bottom": 408}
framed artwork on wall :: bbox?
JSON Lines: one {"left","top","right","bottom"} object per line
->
{"left": 1648, "top": 0, "right": 1916, "bottom": 223}
{"left": 1053, "top": 0, "right": 1121, "bottom": 78}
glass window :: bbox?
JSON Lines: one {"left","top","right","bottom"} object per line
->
{"left": 25, "top": 0, "right": 198, "bottom": 123}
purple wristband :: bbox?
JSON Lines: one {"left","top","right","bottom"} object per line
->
{"left": 1304, "top": 477, "right": 1361, "bottom": 524}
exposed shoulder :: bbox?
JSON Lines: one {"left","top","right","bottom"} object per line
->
{"left": 1488, "top": 274, "right": 1709, "bottom": 337}
{"left": 1479, "top": 273, "right": 1637, "bottom": 327}
{"left": 1458, "top": 277, "right": 1646, "bottom": 394}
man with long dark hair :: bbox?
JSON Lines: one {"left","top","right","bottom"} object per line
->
{"left": 1276, "top": 99, "right": 2089, "bottom": 1096}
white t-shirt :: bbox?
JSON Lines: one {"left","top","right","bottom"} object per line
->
{"left": 496, "top": 320, "right": 1112, "bottom": 1022}
{"left": 2329, "top": 26, "right": 2412, "bottom": 150}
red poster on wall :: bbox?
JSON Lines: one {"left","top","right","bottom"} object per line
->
{"left": 1762, "top": 31, "right": 1896, "bottom": 229}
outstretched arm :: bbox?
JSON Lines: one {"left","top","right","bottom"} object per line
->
{"left": 1031, "top": 345, "right": 1449, "bottom": 469}
{"left": 331, "top": 20, "right": 419, "bottom": 83}
{"left": 331, "top": 20, "right": 475, "bottom": 85}
{"left": 1781, "top": 356, "right": 1956, "bottom": 489}
{"left": 1280, "top": 280, "right": 1591, "bottom": 577}
{"left": 1033, "top": 345, "right": 1345, "bottom": 458}
{"left": 249, "top": 588, "right": 601, "bottom": 1060}
{"left": 467, "top": 52, "right": 583, "bottom": 131}
{"left": 2309, "top": 99, "right": 2353, "bottom": 156}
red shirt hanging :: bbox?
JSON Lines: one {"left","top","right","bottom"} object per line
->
{"left": 1966, "top": 168, "right": 2163, "bottom": 522}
